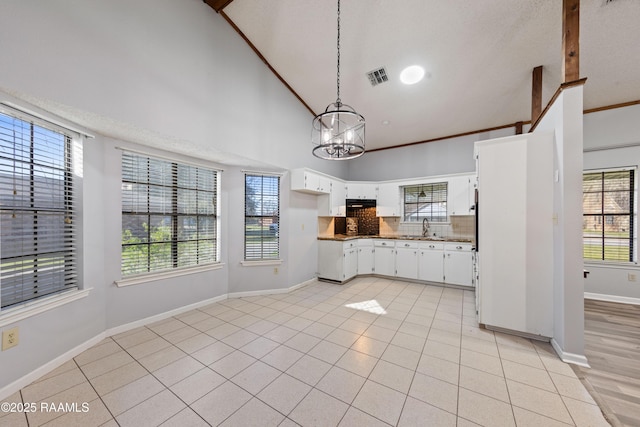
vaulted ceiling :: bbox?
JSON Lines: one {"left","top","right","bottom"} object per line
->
{"left": 210, "top": 0, "right": 640, "bottom": 150}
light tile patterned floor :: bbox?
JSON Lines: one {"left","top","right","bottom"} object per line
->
{"left": 0, "top": 277, "right": 610, "bottom": 426}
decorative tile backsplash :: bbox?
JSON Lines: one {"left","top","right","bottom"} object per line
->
{"left": 346, "top": 207, "right": 379, "bottom": 235}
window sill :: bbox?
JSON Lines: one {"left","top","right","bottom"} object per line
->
{"left": 115, "top": 263, "right": 225, "bottom": 287}
{"left": 0, "top": 288, "right": 91, "bottom": 328}
{"left": 584, "top": 260, "right": 638, "bottom": 270}
{"left": 240, "top": 259, "right": 283, "bottom": 267}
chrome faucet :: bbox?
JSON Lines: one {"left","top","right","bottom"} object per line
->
{"left": 422, "top": 217, "right": 430, "bottom": 237}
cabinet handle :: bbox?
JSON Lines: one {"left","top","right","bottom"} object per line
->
{"left": 429, "top": 245, "right": 434, "bottom": 248}
{"left": 456, "top": 246, "right": 462, "bottom": 249}
{"left": 404, "top": 243, "right": 410, "bottom": 247}
{"left": 382, "top": 242, "right": 386, "bottom": 246}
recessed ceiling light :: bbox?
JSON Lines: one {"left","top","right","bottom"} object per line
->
{"left": 400, "top": 65, "right": 425, "bottom": 85}
{"left": 382, "top": 120, "right": 390, "bottom": 126}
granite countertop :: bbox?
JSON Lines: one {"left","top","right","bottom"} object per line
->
{"left": 318, "top": 234, "right": 473, "bottom": 243}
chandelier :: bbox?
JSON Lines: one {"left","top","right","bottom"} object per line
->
{"left": 311, "top": 0, "right": 365, "bottom": 160}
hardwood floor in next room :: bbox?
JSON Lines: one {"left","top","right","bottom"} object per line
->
{"left": 575, "top": 299, "right": 640, "bottom": 427}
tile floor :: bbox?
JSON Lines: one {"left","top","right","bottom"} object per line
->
{"left": 0, "top": 277, "right": 610, "bottom": 427}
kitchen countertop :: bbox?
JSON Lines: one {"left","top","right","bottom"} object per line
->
{"left": 318, "top": 234, "right": 473, "bottom": 243}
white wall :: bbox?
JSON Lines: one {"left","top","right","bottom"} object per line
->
{"left": 0, "top": 0, "right": 345, "bottom": 394}
{"left": 346, "top": 127, "right": 517, "bottom": 181}
{"left": 535, "top": 86, "right": 586, "bottom": 365}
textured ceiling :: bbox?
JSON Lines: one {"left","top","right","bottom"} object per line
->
{"left": 224, "top": 0, "right": 640, "bottom": 150}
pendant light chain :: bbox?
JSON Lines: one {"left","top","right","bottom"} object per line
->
{"left": 336, "top": 0, "right": 341, "bottom": 106}
{"left": 310, "top": 0, "right": 365, "bottom": 160}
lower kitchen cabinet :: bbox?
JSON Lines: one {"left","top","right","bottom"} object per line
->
{"left": 418, "top": 242, "right": 445, "bottom": 282}
{"left": 373, "top": 240, "right": 395, "bottom": 276}
{"left": 396, "top": 241, "right": 418, "bottom": 279}
{"left": 357, "top": 239, "right": 374, "bottom": 275}
{"left": 318, "top": 240, "right": 358, "bottom": 282}
{"left": 319, "top": 238, "right": 473, "bottom": 286}
{"left": 444, "top": 243, "right": 473, "bottom": 286}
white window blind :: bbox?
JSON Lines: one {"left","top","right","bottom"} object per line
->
{"left": 403, "top": 182, "right": 448, "bottom": 222}
{"left": 0, "top": 111, "right": 78, "bottom": 309}
{"left": 245, "top": 174, "right": 280, "bottom": 260}
{"left": 583, "top": 169, "right": 634, "bottom": 262}
{"left": 121, "top": 152, "right": 218, "bottom": 276}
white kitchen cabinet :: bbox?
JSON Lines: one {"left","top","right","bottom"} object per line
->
{"left": 346, "top": 182, "right": 377, "bottom": 200}
{"left": 376, "top": 183, "right": 400, "bottom": 216}
{"left": 373, "top": 240, "right": 395, "bottom": 276}
{"left": 291, "top": 168, "right": 330, "bottom": 194}
{"left": 418, "top": 242, "right": 445, "bottom": 282}
{"left": 317, "top": 240, "right": 358, "bottom": 282}
{"left": 357, "top": 239, "right": 374, "bottom": 275}
{"left": 444, "top": 243, "right": 473, "bottom": 286}
{"left": 343, "top": 244, "right": 358, "bottom": 281}
{"left": 448, "top": 175, "right": 474, "bottom": 216}
{"left": 395, "top": 241, "right": 419, "bottom": 279}
{"left": 318, "top": 179, "right": 347, "bottom": 216}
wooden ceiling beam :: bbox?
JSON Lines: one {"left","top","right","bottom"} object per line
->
{"left": 562, "top": 0, "right": 580, "bottom": 82}
{"left": 531, "top": 66, "right": 543, "bottom": 125}
{"left": 203, "top": 0, "right": 234, "bottom": 13}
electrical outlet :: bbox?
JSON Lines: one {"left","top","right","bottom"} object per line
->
{"left": 2, "top": 327, "right": 19, "bottom": 351}
{"left": 274, "top": 267, "right": 278, "bottom": 275}
{"left": 628, "top": 273, "right": 637, "bottom": 282}
{"left": 301, "top": 223, "right": 305, "bottom": 231}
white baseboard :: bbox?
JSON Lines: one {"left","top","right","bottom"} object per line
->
{"left": 0, "top": 278, "right": 318, "bottom": 401}
{"left": 227, "top": 278, "right": 317, "bottom": 299}
{"left": 551, "top": 338, "right": 590, "bottom": 368}
{"left": 584, "top": 292, "right": 640, "bottom": 306}
{"left": 106, "top": 294, "right": 229, "bottom": 337}
{"left": 0, "top": 332, "right": 107, "bottom": 401}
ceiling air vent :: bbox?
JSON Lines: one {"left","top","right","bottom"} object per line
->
{"left": 367, "top": 67, "right": 389, "bottom": 87}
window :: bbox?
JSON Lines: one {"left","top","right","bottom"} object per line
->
{"left": 583, "top": 169, "right": 634, "bottom": 262}
{"left": 403, "top": 182, "right": 447, "bottom": 222}
{"left": 121, "top": 152, "right": 218, "bottom": 276}
{"left": 245, "top": 174, "right": 280, "bottom": 260}
{"left": 0, "top": 110, "right": 78, "bottom": 309}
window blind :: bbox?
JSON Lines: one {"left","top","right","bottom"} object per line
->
{"left": 121, "top": 152, "right": 218, "bottom": 276}
{"left": 0, "top": 111, "right": 77, "bottom": 309}
{"left": 403, "top": 182, "right": 448, "bottom": 222}
{"left": 245, "top": 174, "right": 280, "bottom": 260}
{"left": 583, "top": 170, "right": 634, "bottom": 262}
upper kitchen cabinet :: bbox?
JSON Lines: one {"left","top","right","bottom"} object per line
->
{"left": 376, "top": 183, "right": 400, "bottom": 217}
{"left": 318, "top": 179, "right": 346, "bottom": 217}
{"left": 346, "top": 182, "right": 377, "bottom": 200}
{"left": 291, "top": 168, "right": 330, "bottom": 194}
{"left": 448, "top": 174, "right": 475, "bottom": 216}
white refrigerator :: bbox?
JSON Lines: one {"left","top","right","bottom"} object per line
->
{"left": 475, "top": 130, "right": 554, "bottom": 338}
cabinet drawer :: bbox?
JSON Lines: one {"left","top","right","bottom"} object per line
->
{"left": 357, "top": 239, "right": 374, "bottom": 247}
{"left": 396, "top": 240, "right": 418, "bottom": 249}
{"left": 444, "top": 243, "right": 472, "bottom": 252}
{"left": 343, "top": 241, "right": 357, "bottom": 250}
{"left": 373, "top": 240, "right": 395, "bottom": 248}
{"left": 419, "top": 242, "right": 444, "bottom": 250}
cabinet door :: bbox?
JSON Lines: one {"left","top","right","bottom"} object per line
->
{"left": 357, "top": 247, "right": 374, "bottom": 274}
{"left": 347, "top": 183, "right": 377, "bottom": 200}
{"left": 418, "top": 249, "right": 444, "bottom": 282}
{"left": 343, "top": 248, "right": 358, "bottom": 280}
{"left": 395, "top": 247, "right": 418, "bottom": 279}
{"left": 444, "top": 249, "right": 473, "bottom": 286}
{"left": 374, "top": 246, "right": 395, "bottom": 276}
{"left": 331, "top": 180, "right": 346, "bottom": 216}
{"left": 376, "top": 183, "right": 400, "bottom": 216}
{"left": 448, "top": 176, "right": 472, "bottom": 216}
